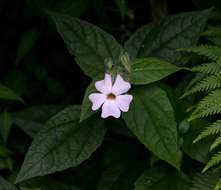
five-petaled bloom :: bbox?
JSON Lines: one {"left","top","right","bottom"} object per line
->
{"left": 89, "top": 73, "right": 133, "bottom": 118}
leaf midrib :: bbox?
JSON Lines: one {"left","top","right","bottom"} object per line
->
{"left": 17, "top": 118, "right": 83, "bottom": 181}
{"left": 138, "top": 90, "right": 178, "bottom": 166}
{"left": 137, "top": 14, "right": 204, "bottom": 58}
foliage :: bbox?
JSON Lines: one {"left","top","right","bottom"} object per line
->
{"left": 182, "top": 26, "right": 221, "bottom": 174}
{"left": 1, "top": 0, "right": 220, "bottom": 190}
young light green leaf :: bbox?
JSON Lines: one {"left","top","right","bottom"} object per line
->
{"left": 0, "top": 111, "right": 12, "bottom": 144}
{"left": 125, "top": 9, "right": 212, "bottom": 65}
{"left": 16, "top": 27, "right": 41, "bottom": 64}
{"left": 131, "top": 58, "right": 184, "bottom": 85}
{"left": 16, "top": 106, "right": 106, "bottom": 183}
{"left": 123, "top": 86, "right": 180, "bottom": 169}
{"left": 50, "top": 13, "right": 124, "bottom": 78}
{"left": 0, "top": 84, "right": 23, "bottom": 102}
{"left": 0, "top": 177, "right": 19, "bottom": 190}
{"left": 135, "top": 166, "right": 191, "bottom": 190}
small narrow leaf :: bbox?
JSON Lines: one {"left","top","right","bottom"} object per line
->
{"left": 123, "top": 86, "right": 180, "bottom": 169}
{"left": 16, "top": 28, "right": 41, "bottom": 64}
{"left": 131, "top": 58, "right": 184, "bottom": 85}
{"left": 0, "top": 111, "right": 12, "bottom": 144}
{"left": 0, "top": 84, "right": 23, "bottom": 102}
{"left": 16, "top": 106, "right": 106, "bottom": 183}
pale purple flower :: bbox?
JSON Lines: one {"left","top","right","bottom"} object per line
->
{"left": 89, "top": 73, "right": 133, "bottom": 118}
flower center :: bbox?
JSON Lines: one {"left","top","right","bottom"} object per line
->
{"left": 107, "top": 93, "right": 116, "bottom": 100}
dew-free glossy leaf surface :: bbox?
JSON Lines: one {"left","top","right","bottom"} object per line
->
{"left": 16, "top": 106, "right": 106, "bottom": 182}
{"left": 135, "top": 166, "right": 191, "bottom": 190}
{"left": 13, "top": 105, "right": 63, "bottom": 137}
{"left": 51, "top": 13, "right": 124, "bottom": 78}
{"left": 131, "top": 58, "right": 183, "bottom": 84}
{"left": 125, "top": 9, "right": 212, "bottom": 65}
{"left": 0, "top": 177, "right": 18, "bottom": 190}
{"left": 123, "top": 86, "right": 180, "bottom": 169}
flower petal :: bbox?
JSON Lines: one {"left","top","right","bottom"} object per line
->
{"left": 112, "top": 74, "right": 131, "bottom": 95}
{"left": 101, "top": 100, "right": 121, "bottom": 118}
{"left": 116, "top": 95, "right": 133, "bottom": 112}
{"left": 95, "top": 73, "right": 112, "bottom": 94}
{"left": 89, "top": 93, "right": 106, "bottom": 111}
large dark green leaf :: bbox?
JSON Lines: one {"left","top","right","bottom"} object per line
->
{"left": 16, "top": 106, "right": 106, "bottom": 183}
{"left": 123, "top": 86, "right": 180, "bottom": 169}
{"left": 182, "top": 119, "right": 213, "bottom": 163}
{"left": 125, "top": 9, "right": 212, "bottom": 65}
{"left": 98, "top": 162, "right": 144, "bottom": 190}
{"left": 135, "top": 166, "right": 191, "bottom": 190}
{"left": 13, "top": 105, "right": 63, "bottom": 137}
{"left": 0, "top": 177, "right": 18, "bottom": 190}
{"left": 131, "top": 58, "right": 184, "bottom": 85}
{"left": 51, "top": 13, "right": 124, "bottom": 78}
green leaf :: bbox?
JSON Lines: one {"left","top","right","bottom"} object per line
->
{"left": 135, "top": 166, "right": 191, "bottom": 190}
{"left": 50, "top": 13, "right": 124, "bottom": 78}
{"left": 191, "top": 171, "right": 221, "bottom": 190}
{"left": 80, "top": 81, "right": 96, "bottom": 122}
{"left": 131, "top": 58, "right": 184, "bottom": 85}
{"left": 0, "top": 111, "right": 12, "bottom": 144}
{"left": 48, "top": 0, "right": 91, "bottom": 17}
{"left": 182, "top": 119, "right": 213, "bottom": 163}
{"left": 0, "top": 84, "right": 23, "bottom": 102}
{"left": 41, "top": 181, "right": 81, "bottom": 190}
{"left": 13, "top": 105, "right": 63, "bottom": 137}
{"left": 16, "top": 27, "right": 41, "bottom": 64}
{"left": 26, "top": 0, "right": 91, "bottom": 17}
{"left": 125, "top": 9, "right": 212, "bottom": 65}
{"left": 16, "top": 106, "right": 106, "bottom": 183}
{"left": 4, "top": 70, "right": 28, "bottom": 97}
{"left": 123, "top": 86, "right": 180, "bottom": 169}
{"left": 0, "top": 177, "right": 18, "bottom": 190}
{"left": 193, "top": 0, "right": 221, "bottom": 10}
{"left": 98, "top": 162, "right": 144, "bottom": 190}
